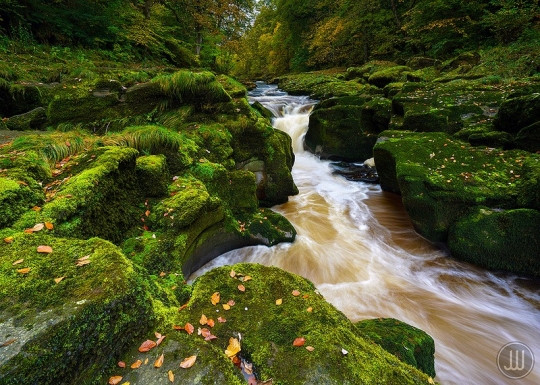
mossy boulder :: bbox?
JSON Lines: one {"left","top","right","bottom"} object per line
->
{"left": 448, "top": 207, "right": 540, "bottom": 276}
{"left": 514, "top": 121, "right": 540, "bottom": 152}
{"left": 277, "top": 71, "right": 372, "bottom": 99}
{"left": 355, "top": 318, "right": 436, "bottom": 378}
{"left": 5, "top": 107, "right": 47, "bottom": 131}
{"left": 0, "top": 177, "right": 43, "bottom": 228}
{"left": 113, "top": 264, "right": 433, "bottom": 385}
{"left": 306, "top": 96, "right": 391, "bottom": 161}
{"left": 0, "top": 234, "right": 155, "bottom": 384}
{"left": 39, "top": 147, "right": 141, "bottom": 243}
{"left": 0, "top": 83, "right": 43, "bottom": 117}
{"left": 368, "top": 66, "right": 412, "bottom": 88}
{"left": 493, "top": 93, "right": 540, "bottom": 134}
{"left": 136, "top": 154, "right": 170, "bottom": 197}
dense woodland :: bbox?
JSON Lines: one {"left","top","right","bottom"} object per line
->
{"left": 1, "top": 0, "right": 539, "bottom": 78}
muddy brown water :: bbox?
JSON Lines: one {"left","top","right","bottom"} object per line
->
{"left": 192, "top": 85, "right": 540, "bottom": 384}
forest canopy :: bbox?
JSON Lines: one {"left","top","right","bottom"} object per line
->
{"left": 0, "top": 0, "right": 539, "bottom": 77}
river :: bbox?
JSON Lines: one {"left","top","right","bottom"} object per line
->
{"left": 192, "top": 83, "right": 540, "bottom": 384}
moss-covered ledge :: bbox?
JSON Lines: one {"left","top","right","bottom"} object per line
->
{"left": 108, "top": 263, "right": 435, "bottom": 385}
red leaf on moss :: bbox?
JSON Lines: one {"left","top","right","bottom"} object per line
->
{"left": 238, "top": 284, "right": 246, "bottom": 292}
{"left": 36, "top": 245, "right": 53, "bottom": 254}
{"left": 117, "top": 361, "right": 126, "bottom": 368}
{"left": 185, "top": 322, "right": 194, "bottom": 335}
{"left": 207, "top": 319, "right": 215, "bottom": 328}
{"left": 108, "top": 376, "right": 122, "bottom": 385}
{"left": 293, "top": 337, "right": 305, "bottom": 347}
{"left": 217, "top": 317, "right": 227, "bottom": 323}
{"left": 131, "top": 359, "right": 142, "bottom": 369}
{"left": 154, "top": 354, "right": 164, "bottom": 368}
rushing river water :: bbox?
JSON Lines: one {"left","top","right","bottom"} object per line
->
{"left": 193, "top": 83, "right": 540, "bottom": 384}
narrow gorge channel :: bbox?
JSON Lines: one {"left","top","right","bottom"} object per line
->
{"left": 193, "top": 84, "right": 540, "bottom": 384}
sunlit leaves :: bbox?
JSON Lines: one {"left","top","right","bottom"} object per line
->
{"left": 154, "top": 354, "right": 164, "bottom": 368}
{"left": 225, "top": 337, "right": 241, "bottom": 358}
{"left": 76, "top": 255, "right": 91, "bottom": 266}
{"left": 200, "top": 314, "right": 208, "bottom": 325}
{"left": 180, "top": 355, "right": 197, "bottom": 368}
{"left": 4, "top": 236, "right": 14, "bottom": 243}
{"left": 54, "top": 276, "right": 65, "bottom": 284}
{"left": 185, "top": 322, "right": 195, "bottom": 335}
{"left": 211, "top": 292, "right": 220, "bottom": 305}
{"left": 238, "top": 284, "right": 246, "bottom": 292}
{"left": 118, "top": 361, "right": 126, "bottom": 368}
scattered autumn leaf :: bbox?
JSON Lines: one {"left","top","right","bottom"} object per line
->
{"left": 168, "top": 370, "right": 174, "bottom": 382}
{"left": 131, "top": 360, "right": 142, "bottom": 369}
{"left": 179, "top": 303, "right": 188, "bottom": 311}
{"left": 12, "top": 258, "right": 23, "bottom": 265}
{"left": 428, "top": 378, "right": 435, "bottom": 385}
{"left": 118, "top": 361, "right": 126, "bottom": 368}
{"left": 230, "top": 270, "right": 236, "bottom": 278}
{"left": 154, "top": 354, "right": 164, "bottom": 368}
{"left": 138, "top": 340, "right": 157, "bottom": 352}
{"left": 238, "top": 284, "right": 246, "bottom": 292}
{"left": 292, "top": 290, "right": 301, "bottom": 297}
{"left": 145, "top": 210, "right": 150, "bottom": 217}
{"left": 3, "top": 236, "right": 14, "bottom": 243}
{"left": 17, "top": 267, "right": 31, "bottom": 274}
{"left": 31, "top": 206, "right": 41, "bottom": 211}
{"left": 32, "top": 223, "right": 44, "bottom": 232}
{"left": 225, "top": 337, "right": 241, "bottom": 358}
{"left": 211, "top": 292, "right": 220, "bottom": 305}
{"left": 302, "top": 294, "right": 309, "bottom": 299}
{"left": 306, "top": 346, "right": 315, "bottom": 352}
{"left": 293, "top": 337, "right": 305, "bottom": 347}
{"left": 222, "top": 304, "right": 231, "bottom": 310}
{"left": 198, "top": 328, "right": 217, "bottom": 341}
{"left": 159, "top": 271, "right": 166, "bottom": 277}
{"left": 156, "top": 334, "right": 166, "bottom": 346}
{"left": 144, "top": 358, "right": 149, "bottom": 365}
{"left": 227, "top": 300, "right": 235, "bottom": 306}
{"left": 243, "top": 276, "right": 252, "bottom": 282}
{"left": 108, "top": 376, "right": 123, "bottom": 385}
{"left": 184, "top": 322, "right": 194, "bottom": 335}
{"left": 275, "top": 298, "right": 283, "bottom": 306}
{"left": 45, "top": 222, "right": 54, "bottom": 230}
{"left": 54, "top": 276, "right": 65, "bottom": 284}
{"left": 218, "top": 317, "right": 226, "bottom": 323}
{"left": 155, "top": 332, "right": 162, "bottom": 339}
{"left": 24, "top": 229, "right": 34, "bottom": 234}
{"left": 200, "top": 314, "right": 208, "bottom": 325}
{"left": 37, "top": 245, "right": 53, "bottom": 254}
{"left": 180, "top": 355, "right": 197, "bottom": 368}
{"left": 207, "top": 319, "right": 215, "bottom": 328}
{"left": 173, "top": 325, "right": 183, "bottom": 331}
{"left": 1, "top": 338, "right": 16, "bottom": 347}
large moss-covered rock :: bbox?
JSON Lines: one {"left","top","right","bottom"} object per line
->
{"left": 355, "top": 318, "right": 436, "bottom": 378}
{"left": 493, "top": 93, "right": 540, "bottom": 134}
{"left": 306, "top": 96, "right": 391, "bottom": 161}
{"left": 374, "top": 131, "right": 526, "bottom": 243}
{"left": 514, "top": 121, "right": 540, "bottom": 152}
{"left": 0, "top": 82, "right": 43, "bottom": 117}
{"left": 368, "top": 66, "right": 411, "bottom": 88}
{"left": 0, "top": 234, "right": 155, "bottom": 385}
{"left": 5, "top": 107, "right": 47, "bottom": 131}
{"left": 0, "top": 176, "right": 43, "bottom": 228}
{"left": 448, "top": 207, "right": 540, "bottom": 276}
{"left": 112, "top": 264, "right": 434, "bottom": 385}
{"left": 136, "top": 154, "right": 170, "bottom": 197}
{"left": 38, "top": 147, "right": 141, "bottom": 242}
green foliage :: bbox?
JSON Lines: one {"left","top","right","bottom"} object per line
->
{"left": 10, "top": 131, "right": 90, "bottom": 164}
{"left": 103, "top": 125, "right": 183, "bottom": 155}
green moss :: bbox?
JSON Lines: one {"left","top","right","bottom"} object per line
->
{"left": 448, "top": 207, "right": 540, "bottom": 276}
{"left": 0, "top": 234, "right": 155, "bottom": 384}
{"left": 171, "top": 264, "right": 433, "bottom": 385}
{"left": 355, "top": 318, "right": 436, "bottom": 378}
{"left": 0, "top": 177, "right": 43, "bottom": 228}
{"left": 368, "top": 66, "right": 412, "bottom": 88}
{"left": 40, "top": 147, "right": 141, "bottom": 243}
{"left": 136, "top": 154, "right": 170, "bottom": 197}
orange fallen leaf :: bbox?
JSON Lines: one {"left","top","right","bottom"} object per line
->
{"left": 131, "top": 359, "right": 142, "bottom": 369}
{"left": 31, "top": 206, "right": 41, "bottom": 211}
{"left": 108, "top": 376, "right": 123, "bottom": 385}
{"left": 238, "top": 284, "right": 246, "bottom": 292}
{"left": 3, "top": 236, "right": 14, "bottom": 243}
{"left": 12, "top": 259, "right": 24, "bottom": 265}
{"left": 227, "top": 300, "right": 235, "bottom": 306}
{"left": 145, "top": 210, "right": 150, "bottom": 217}
{"left": 230, "top": 270, "right": 236, "bottom": 278}
{"left": 17, "top": 267, "right": 31, "bottom": 274}
{"left": 173, "top": 325, "right": 183, "bottom": 331}
{"left": 217, "top": 317, "right": 226, "bottom": 323}
{"left": 275, "top": 298, "right": 282, "bottom": 305}
{"left": 200, "top": 314, "right": 208, "bottom": 325}
{"left": 32, "top": 223, "right": 44, "bottom": 232}
{"left": 293, "top": 337, "right": 305, "bottom": 347}
{"left": 302, "top": 294, "right": 309, "bottom": 299}
{"left": 198, "top": 328, "right": 217, "bottom": 340}
{"left": 155, "top": 332, "right": 162, "bottom": 339}
{"left": 306, "top": 346, "right": 315, "bottom": 352}
{"left": 207, "top": 319, "right": 215, "bottom": 328}
{"left": 144, "top": 358, "right": 149, "bottom": 365}
{"left": 45, "top": 222, "right": 54, "bottom": 230}
{"left": 222, "top": 304, "right": 231, "bottom": 310}
{"left": 118, "top": 361, "right": 126, "bottom": 368}
{"left": 168, "top": 370, "right": 174, "bottom": 382}
{"left": 154, "top": 354, "right": 164, "bottom": 368}
{"left": 211, "top": 292, "right": 220, "bottom": 305}
{"left": 179, "top": 303, "right": 188, "bottom": 311}
{"left": 1, "top": 338, "right": 16, "bottom": 347}
{"left": 138, "top": 340, "right": 157, "bottom": 352}
{"left": 180, "top": 355, "right": 197, "bottom": 368}
{"left": 156, "top": 334, "right": 166, "bottom": 346}
{"left": 76, "top": 258, "right": 91, "bottom": 267}
{"left": 159, "top": 271, "right": 166, "bottom": 277}
{"left": 243, "top": 276, "right": 252, "bottom": 282}
{"left": 292, "top": 290, "right": 301, "bottom": 297}
{"left": 37, "top": 245, "right": 53, "bottom": 253}
{"left": 24, "top": 229, "right": 34, "bottom": 234}
{"left": 307, "top": 307, "right": 313, "bottom": 313}
{"left": 54, "top": 276, "right": 65, "bottom": 284}
{"left": 225, "top": 337, "right": 241, "bottom": 358}
{"left": 184, "top": 322, "right": 194, "bottom": 335}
